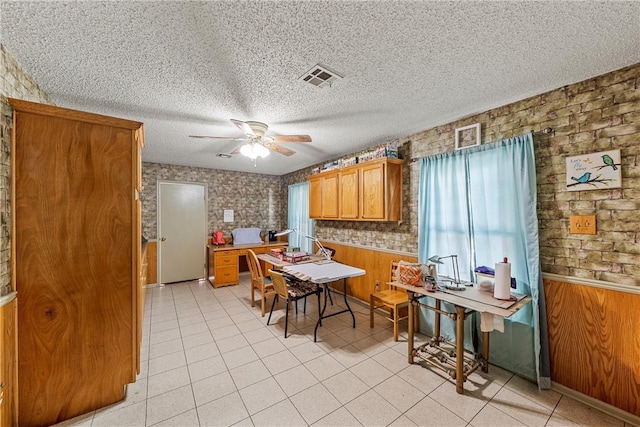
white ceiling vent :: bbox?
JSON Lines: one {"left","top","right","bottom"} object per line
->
{"left": 299, "top": 64, "right": 342, "bottom": 88}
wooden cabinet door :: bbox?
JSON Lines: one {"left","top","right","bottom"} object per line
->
{"left": 309, "top": 176, "right": 322, "bottom": 219}
{"left": 360, "top": 162, "right": 386, "bottom": 219}
{"left": 340, "top": 167, "right": 359, "bottom": 219}
{"left": 309, "top": 173, "right": 339, "bottom": 219}
{"left": 0, "top": 298, "right": 17, "bottom": 427}
{"left": 321, "top": 172, "right": 339, "bottom": 218}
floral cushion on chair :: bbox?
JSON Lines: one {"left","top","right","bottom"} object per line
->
{"left": 286, "top": 277, "right": 319, "bottom": 298}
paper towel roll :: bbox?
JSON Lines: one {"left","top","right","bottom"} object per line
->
{"left": 494, "top": 258, "right": 511, "bottom": 300}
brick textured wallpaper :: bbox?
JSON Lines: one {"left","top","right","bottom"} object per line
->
{"left": 0, "top": 45, "right": 53, "bottom": 295}
{"left": 286, "top": 63, "right": 640, "bottom": 286}
{"left": 141, "top": 162, "right": 284, "bottom": 241}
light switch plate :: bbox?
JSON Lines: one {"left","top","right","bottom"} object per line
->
{"left": 570, "top": 215, "right": 596, "bottom": 234}
{"left": 582, "top": 215, "right": 596, "bottom": 234}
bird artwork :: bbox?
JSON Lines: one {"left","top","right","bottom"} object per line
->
{"left": 601, "top": 154, "right": 618, "bottom": 170}
{"left": 567, "top": 150, "right": 620, "bottom": 191}
{"left": 571, "top": 172, "right": 591, "bottom": 183}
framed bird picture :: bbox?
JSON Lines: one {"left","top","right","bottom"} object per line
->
{"left": 566, "top": 149, "right": 621, "bottom": 191}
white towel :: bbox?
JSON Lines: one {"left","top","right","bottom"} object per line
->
{"left": 480, "top": 312, "right": 504, "bottom": 333}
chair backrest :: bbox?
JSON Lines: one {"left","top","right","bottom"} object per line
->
{"left": 317, "top": 246, "right": 336, "bottom": 259}
{"left": 246, "top": 249, "right": 264, "bottom": 282}
{"left": 389, "top": 261, "right": 400, "bottom": 291}
{"left": 268, "top": 269, "right": 289, "bottom": 299}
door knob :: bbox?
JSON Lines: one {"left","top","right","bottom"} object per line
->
{"left": 160, "top": 237, "right": 167, "bottom": 241}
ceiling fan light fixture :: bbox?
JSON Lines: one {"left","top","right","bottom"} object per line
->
{"left": 240, "top": 142, "right": 270, "bottom": 160}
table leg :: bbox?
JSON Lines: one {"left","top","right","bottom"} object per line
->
{"left": 313, "top": 278, "right": 356, "bottom": 342}
{"left": 407, "top": 291, "right": 415, "bottom": 364}
{"left": 435, "top": 299, "right": 441, "bottom": 341}
{"left": 455, "top": 305, "right": 465, "bottom": 394}
{"left": 482, "top": 331, "right": 489, "bottom": 373}
{"left": 341, "top": 278, "right": 356, "bottom": 328}
{"left": 313, "top": 284, "right": 329, "bottom": 342}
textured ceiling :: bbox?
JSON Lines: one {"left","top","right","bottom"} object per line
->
{"left": 2, "top": 1, "right": 640, "bottom": 175}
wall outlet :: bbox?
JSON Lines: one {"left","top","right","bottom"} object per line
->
{"left": 570, "top": 215, "right": 596, "bottom": 234}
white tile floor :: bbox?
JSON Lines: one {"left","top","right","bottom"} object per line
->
{"left": 56, "top": 274, "right": 632, "bottom": 427}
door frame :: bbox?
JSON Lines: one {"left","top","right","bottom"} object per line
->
{"left": 157, "top": 180, "right": 208, "bottom": 285}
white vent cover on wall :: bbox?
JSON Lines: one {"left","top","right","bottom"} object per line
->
{"left": 299, "top": 64, "right": 342, "bottom": 88}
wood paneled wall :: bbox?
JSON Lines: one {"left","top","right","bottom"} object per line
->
{"left": 147, "top": 241, "right": 157, "bottom": 285}
{"left": 544, "top": 279, "right": 640, "bottom": 417}
{"left": 321, "top": 241, "right": 417, "bottom": 302}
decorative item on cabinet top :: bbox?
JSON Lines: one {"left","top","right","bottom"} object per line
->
{"left": 311, "top": 143, "right": 399, "bottom": 174}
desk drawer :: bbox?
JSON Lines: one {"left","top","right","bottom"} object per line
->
{"left": 215, "top": 255, "right": 237, "bottom": 267}
{"left": 214, "top": 265, "right": 238, "bottom": 287}
{"left": 215, "top": 250, "right": 236, "bottom": 257}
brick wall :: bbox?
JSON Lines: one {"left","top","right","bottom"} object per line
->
{"left": 285, "top": 62, "right": 640, "bottom": 287}
{"left": 0, "top": 45, "right": 53, "bottom": 295}
{"left": 141, "top": 162, "right": 284, "bottom": 241}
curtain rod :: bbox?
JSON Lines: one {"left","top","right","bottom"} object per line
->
{"left": 533, "top": 127, "right": 553, "bottom": 135}
{"left": 409, "top": 128, "right": 553, "bottom": 162}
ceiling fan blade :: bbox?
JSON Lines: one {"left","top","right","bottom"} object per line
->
{"left": 271, "top": 135, "right": 312, "bottom": 143}
{"left": 264, "top": 141, "right": 295, "bottom": 156}
{"left": 230, "top": 119, "right": 256, "bottom": 137}
{"left": 189, "top": 135, "right": 246, "bottom": 141}
{"left": 230, "top": 145, "right": 243, "bottom": 155}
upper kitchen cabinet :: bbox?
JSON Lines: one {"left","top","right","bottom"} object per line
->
{"left": 309, "top": 170, "right": 339, "bottom": 219}
{"left": 9, "top": 98, "right": 144, "bottom": 426}
{"left": 309, "top": 157, "right": 403, "bottom": 221}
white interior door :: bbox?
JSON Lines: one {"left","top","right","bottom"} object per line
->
{"left": 158, "top": 181, "right": 207, "bottom": 284}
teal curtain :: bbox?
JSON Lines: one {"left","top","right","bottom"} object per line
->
{"left": 287, "top": 182, "right": 313, "bottom": 253}
{"left": 417, "top": 151, "right": 475, "bottom": 350}
{"left": 418, "top": 132, "right": 550, "bottom": 388}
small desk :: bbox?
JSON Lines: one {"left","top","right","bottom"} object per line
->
{"left": 258, "top": 254, "right": 365, "bottom": 342}
{"left": 393, "top": 281, "right": 531, "bottom": 394}
{"left": 207, "top": 242, "right": 287, "bottom": 288}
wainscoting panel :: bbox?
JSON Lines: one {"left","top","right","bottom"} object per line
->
{"left": 321, "top": 241, "right": 417, "bottom": 303}
{"left": 147, "top": 241, "right": 157, "bottom": 285}
{"left": 544, "top": 279, "right": 640, "bottom": 417}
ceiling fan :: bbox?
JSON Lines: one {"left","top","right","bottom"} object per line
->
{"left": 189, "top": 119, "right": 311, "bottom": 164}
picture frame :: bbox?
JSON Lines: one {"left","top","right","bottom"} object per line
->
{"left": 566, "top": 149, "right": 621, "bottom": 191}
{"left": 455, "top": 123, "right": 481, "bottom": 150}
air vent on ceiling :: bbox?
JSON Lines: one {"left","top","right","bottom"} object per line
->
{"left": 299, "top": 64, "right": 342, "bottom": 88}
{"left": 216, "top": 153, "right": 232, "bottom": 158}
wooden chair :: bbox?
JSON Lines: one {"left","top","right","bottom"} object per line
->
{"left": 267, "top": 269, "right": 321, "bottom": 338}
{"left": 369, "top": 261, "right": 419, "bottom": 341}
{"left": 247, "top": 249, "right": 276, "bottom": 317}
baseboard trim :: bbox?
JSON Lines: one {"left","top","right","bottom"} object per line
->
{"left": 551, "top": 382, "right": 640, "bottom": 426}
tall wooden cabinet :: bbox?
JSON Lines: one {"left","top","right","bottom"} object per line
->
{"left": 9, "top": 99, "right": 144, "bottom": 426}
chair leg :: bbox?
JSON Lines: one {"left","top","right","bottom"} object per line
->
{"left": 284, "top": 299, "right": 290, "bottom": 338}
{"left": 251, "top": 282, "right": 255, "bottom": 307}
{"left": 267, "top": 294, "right": 278, "bottom": 326}
{"left": 261, "top": 288, "right": 266, "bottom": 317}
{"left": 369, "top": 295, "right": 375, "bottom": 328}
{"left": 303, "top": 296, "right": 307, "bottom": 313}
{"left": 393, "top": 306, "right": 399, "bottom": 341}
